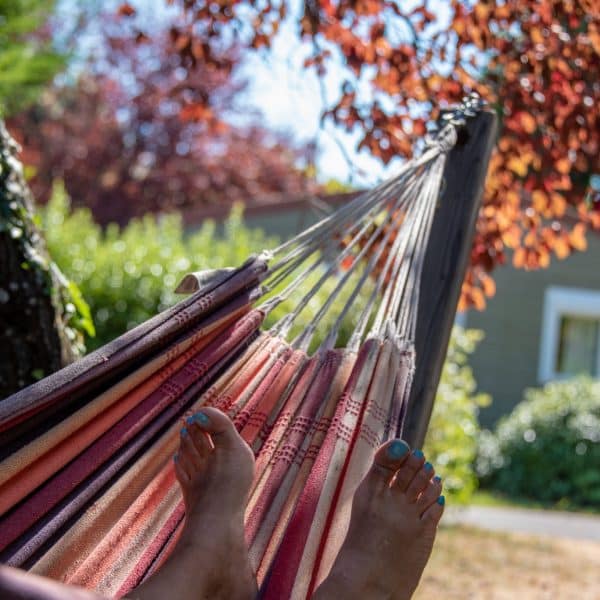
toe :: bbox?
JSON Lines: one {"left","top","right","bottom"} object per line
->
{"left": 174, "top": 451, "right": 192, "bottom": 483}
{"left": 365, "top": 439, "right": 411, "bottom": 490}
{"left": 405, "top": 461, "right": 435, "bottom": 503}
{"left": 422, "top": 494, "right": 445, "bottom": 526}
{"left": 416, "top": 475, "right": 443, "bottom": 514}
{"left": 189, "top": 407, "right": 252, "bottom": 457}
{"left": 180, "top": 427, "right": 204, "bottom": 470}
{"left": 184, "top": 416, "right": 213, "bottom": 456}
{"left": 394, "top": 449, "right": 426, "bottom": 492}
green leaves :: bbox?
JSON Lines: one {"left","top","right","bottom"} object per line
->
{"left": 425, "top": 327, "right": 490, "bottom": 504}
{"left": 43, "top": 187, "right": 376, "bottom": 353}
{"left": 43, "top": 190, "right": 279, "bottom": 350}
{"left": 0, "top": 0, "right": 65, "bottom": 115}
{"left": 477, "top": 376, "right": 600, "bottom": 508}
{"left": 65, "top": 280, "right": 95, "bottom": 337}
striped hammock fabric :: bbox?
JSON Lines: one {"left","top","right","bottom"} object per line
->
{"left": 0, "top": 116, "right": 465, "bottom": 599}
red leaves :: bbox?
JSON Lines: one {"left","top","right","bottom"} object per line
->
{"left": 555, "top": 157, "right": 571, "bottom": 175}
{"left": 117, "top": 3, "right": 135, "bottom": 17}
{"left": 145, "top": 0, "right": 599, "bottom": 312}
{"left": 179, "top": 103, "right": 213, "bottom": 122}
{"left": 518, "top": 112, "right": 537, "bottom": 134}
{"left": 446, "top": 0, "right": 600, "bottom": 310}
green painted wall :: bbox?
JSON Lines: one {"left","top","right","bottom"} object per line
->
{"left": 464, "top": 235, "right": 600, "bottom": 427}
{"left": 244, "top": 208, "right": 325, "bottom": 241}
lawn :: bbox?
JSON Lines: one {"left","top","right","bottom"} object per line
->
{"left": 414, "top": 524, "right": 600, "bottom": 599}
{"left": 471, "top": 490, "right": 600, "bottom": 515}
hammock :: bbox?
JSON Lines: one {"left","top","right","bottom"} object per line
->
{"left": 0, "top": 98, "right": 487, "bottom": 599}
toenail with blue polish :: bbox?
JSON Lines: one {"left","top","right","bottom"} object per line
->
{"left": 186, "top": 415, "right": 195, "bottom": 425}
{"left": 437, "top": 495, "right": 445, "bottom": 506}
{"left": 424, "top": 461, "right": 433, "bottom": 472}
{"left": 413, "top": 449, "right": 424, "bottom": 459}
{"left": 180, "top": 427, "right": 188, "bottom": 437}
{"left": 434, "top": 475, "right": 442, "bottom": 483}
{"left": 388, "top": 440, "right": 409, "bottom": 459}
{"left": 173, "top": 453, "right": 178, "bottom": 462}
{"left": 194, "top": 412, "right": 210, "bottom": 426}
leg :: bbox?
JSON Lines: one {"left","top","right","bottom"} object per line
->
{"left": 313, "top": 440, "right": 444, "bottom": 600}
{"left": 133, "top": 407, "right": 257, "bottom": 600}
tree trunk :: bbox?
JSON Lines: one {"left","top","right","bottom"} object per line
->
{"left": 0, "top": 120, "right": 79, "bottom": 399}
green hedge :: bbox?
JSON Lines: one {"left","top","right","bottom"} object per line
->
{"left": 44, "top": 184, "right": 486, "bottom": 503}
{"left": 43, "top": 183, "right": 373, "bottom": 351}
{"left": 477, "top": 377, "right": 600, "bottom": 507}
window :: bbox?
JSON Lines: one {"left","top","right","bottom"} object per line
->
{"left": 538, "top": 287, "right": 600, "bottom": 382}
{"left": 556, "top": 315, "right": 600, "bottom": 376}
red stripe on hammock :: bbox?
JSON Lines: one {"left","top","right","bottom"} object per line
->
{"left": 259, "top": 340, "right": 375, "bottom": 599}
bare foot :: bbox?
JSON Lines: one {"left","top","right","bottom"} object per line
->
{"left": 134, "top": 407, "right": 257, "bottom": 600}
{"left": 313, "top": 440, "right": 444, "bottom": 600}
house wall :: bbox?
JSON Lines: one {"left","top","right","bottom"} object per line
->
{"left": 244, "top": 208, "right": 324, "bottom": 241}
{"left": 465, "top": 235, "right": 600, "bottom": 427}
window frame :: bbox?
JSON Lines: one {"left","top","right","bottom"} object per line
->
{"left": 538, "top": 286, "right": 600, "bottom": 382}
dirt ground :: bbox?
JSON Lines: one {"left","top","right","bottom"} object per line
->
{"left": 414, "top": 524, "right": 600, "bottom": 599}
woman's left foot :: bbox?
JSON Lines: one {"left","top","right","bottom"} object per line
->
{"left": 313, "top": 440, "right": 444, "bottom": 600}
{"left": 135, "top": 407, "right": 257, "bottom": 600}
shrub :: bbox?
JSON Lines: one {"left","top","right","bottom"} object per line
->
{"left": 43, "top": 183, "right": 274, "bottom": 349}
{"left": 424, "top": 327, "right": 490, "bottom": 504}
{"left": 43, "top": 183, "right": 371, "bottom": 351}
{"left": 477, "top": 377, "right": 600, "bottom": 507}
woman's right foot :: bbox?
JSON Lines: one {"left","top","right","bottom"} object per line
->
{"left": 313, "top": 440, "right": 444, "bottom": 600}
{"left": 135, "top": 407, "right": 257, "bottom": 600}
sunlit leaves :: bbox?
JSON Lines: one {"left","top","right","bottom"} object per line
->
{"left": 4, "top": 0, "right": 593, "bottom": 320}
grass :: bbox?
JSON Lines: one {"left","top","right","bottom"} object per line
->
{"left": 470, "top": 490, "right": 547, "bottom": 509}
{"left": 471, "top": 489, "right": 600, "bottom": 515}
{"left": 414, "top": 524, "right": 600, "bottom": 599}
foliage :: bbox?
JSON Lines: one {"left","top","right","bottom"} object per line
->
{"left": 121, "top": 0, "right": 599, "bottom": 309}
{"left": 0, "top": 0, "right": 64, "bottom": 115}
{"left": 9, "top": 14, "right": 318, "bottom": 226}
{"left": 43, "top": 185, "right": 269, "bottom": 349}
{"left": 477, "top": 376, "right": 600, "bottom": 507}
{"left": 43, "top": 185, "right": 371, "bottom": 351}
{"left": 424, "top": 326, "right": 490, "bottom": 504}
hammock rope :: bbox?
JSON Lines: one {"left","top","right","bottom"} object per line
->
{"left": 0, "top": 99, "right": 483, "bottom": 599}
